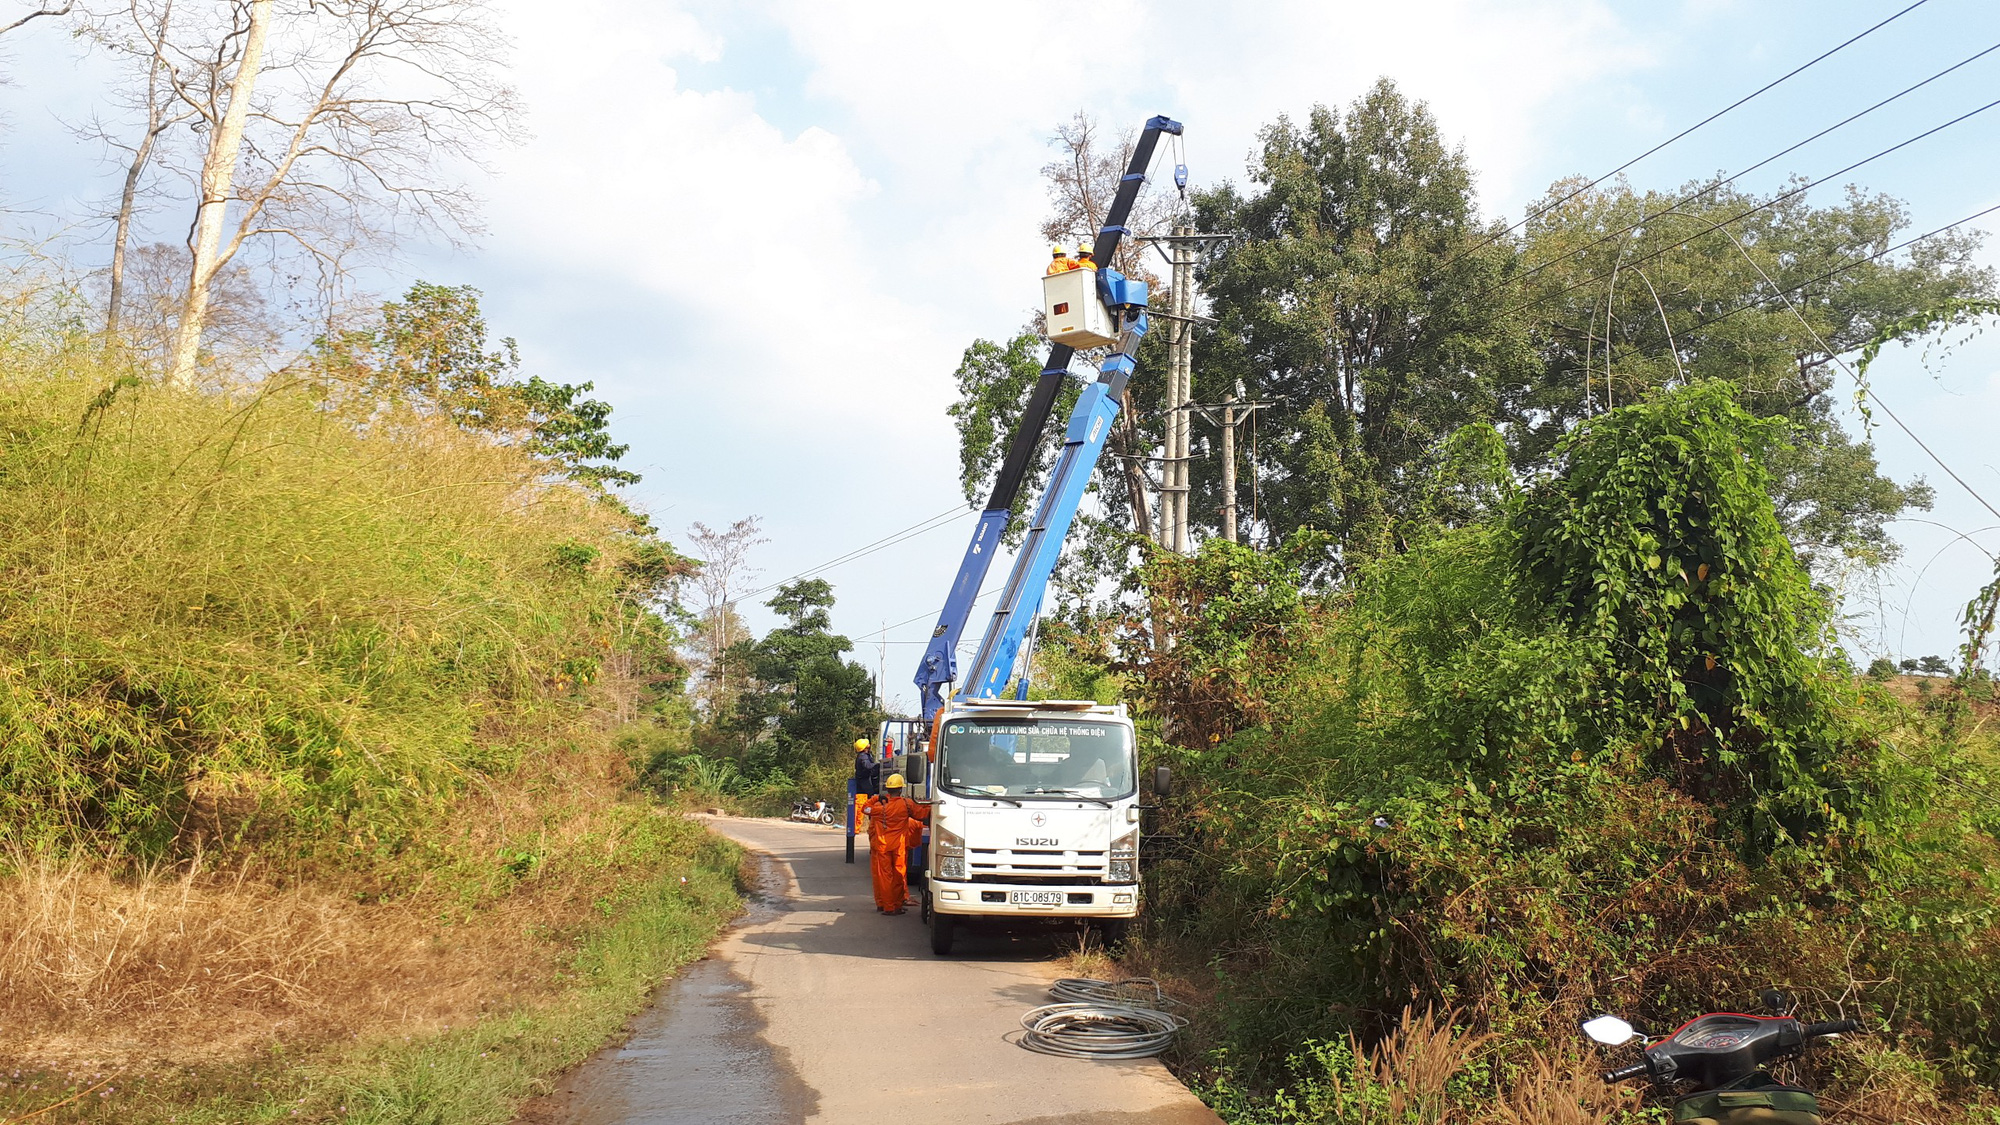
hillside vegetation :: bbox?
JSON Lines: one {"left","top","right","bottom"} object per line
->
{"left": 0, "top": 285, "right": 739, "bottom": 1124}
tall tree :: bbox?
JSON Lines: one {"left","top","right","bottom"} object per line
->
{"left": 1191, "top": 79, "right": 1531, "bottom": 563}
{"left": 685, "top": 516, "right": 766, "bottom": 721}
{"left": 75, "top": 0, "right": 190, "bottom": 335}
{"left": 168, "top": 0, "right": 270, "bottom": 386}
{"left": 728, "top": 579, "right": 876, "bottom": 776}
{"left": 151, "top": 0, "right": 519, "bottom": 387}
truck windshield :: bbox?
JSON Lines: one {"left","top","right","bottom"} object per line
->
{"left": 937, "top": 718, "right": 1134, "bottom": 799}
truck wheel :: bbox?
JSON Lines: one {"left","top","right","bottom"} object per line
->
{"left": 1096, "top": 919, "right": 1131, "bottom": 948}
{"left": 929, "top": 906, "right": 956, "bottom": 955}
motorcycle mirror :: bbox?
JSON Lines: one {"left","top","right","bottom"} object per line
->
{"left": 1581, "top": 1014, "right": 1638, "bottom": 1046}
{"left": 1761, "top": 989, "right": 1794, "bottom": 1016}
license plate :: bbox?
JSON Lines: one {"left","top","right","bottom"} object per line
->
{"left": 1010, "top": 890, "right": 1064, "bottom": 906}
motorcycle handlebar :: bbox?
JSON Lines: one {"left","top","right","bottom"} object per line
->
{"left": 1803, "top": 1018, "right": 1861, "bottom": 1040}
{"left": 1602, "top": 1061, "right": 1650, "bottom": 1084}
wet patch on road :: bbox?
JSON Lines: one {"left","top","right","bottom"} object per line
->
{"left": 513, "top": 854, "right": 816, "bottom": 1125}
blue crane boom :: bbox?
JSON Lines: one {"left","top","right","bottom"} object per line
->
{"left": 913, "top": 114, "right": 1183, "bottom": 724}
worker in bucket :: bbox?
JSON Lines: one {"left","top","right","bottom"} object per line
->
{"left": 863, "top": 773, "right": 928, "bottom": 914}
{"left": 1074, "top": 241, "right": 1098, "bottom": 269}
{"left": 1045, "top": 244, "right": 1074, "bottom": 275}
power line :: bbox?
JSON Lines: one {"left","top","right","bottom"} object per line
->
{"left": 1671, "top": 200, "right": 2000, "bottom": 339}
{"left": 1714, "top": 224, "right": 2000, "bottom": 522}
{"left": 1510, "top": 38, "right": 2000, "bottom": 291}
{"left": 1508, "top": 94, "right": 2000, "bottom": 321}
{"left": 728, "top": 504, "right": 974, "bottom": 607}
{"left": 1437, "top": 0, "right": 1935, "bottom": 276}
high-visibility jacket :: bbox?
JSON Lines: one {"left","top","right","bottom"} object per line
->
{"left": 863, "top": 794, "right": 927, "bottom": 850}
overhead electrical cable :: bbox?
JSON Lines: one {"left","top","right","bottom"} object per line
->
{"left": 1505, "top": 94, "right": 2000, "bottom": 320}
{"left": 729, "top": 504, "right": 974, "bottom": 607}
{"left": 1510, "top": 38, "right": 2000, "bottom": 290}
{"left": 1712, "top": 224, "right": 2000, "bottom": 522}
{"left": 1435, "top": 0, "right": 1935, "bottom": 275}
{"left": 1669, "top": 201, "right": 2000, "bottom": 339}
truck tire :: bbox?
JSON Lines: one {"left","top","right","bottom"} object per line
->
{"left": 1096, "top": 919, "right": 1131, "bottom": 948}
{"left": 929, "top": 905, "right": 956, "bottom": 955}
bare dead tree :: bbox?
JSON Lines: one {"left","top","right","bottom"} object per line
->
{"left": 686, "top": 517, "right": 767, "bottom": 719}
{"left": 111, "top": 240, "right": 273, "bottom": 361}
{"left": 1040, "top": 112, "right": 1178, "bottom": 546}
{"left": 0, "top": 2, "right": 73, "bottom": 38}
{"left": 71, "top": 0, "right": 192, "bottom": 334}
{"left": 156, "top": 0, "right": 520, "bottom": 387}
{"left": 167, "top": 0, "right": 269, "bottom": 385}
{"left": 1039, "top": 111, "right": 1174, "bottom": 285}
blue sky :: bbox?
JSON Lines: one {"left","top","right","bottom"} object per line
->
{"left": 4, "top": 0, "right": 1998, "bottom": 709}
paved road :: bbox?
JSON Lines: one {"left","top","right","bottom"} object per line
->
{"left": 521, "top": 815, "right": 1221, "bottom": 1125}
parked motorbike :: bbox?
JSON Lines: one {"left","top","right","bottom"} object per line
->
{"left": 1583, "top": 992, "right": 1860, "bottom": 1124}
{"left": 788, "top": 799, "right": 836, "bottom": 826}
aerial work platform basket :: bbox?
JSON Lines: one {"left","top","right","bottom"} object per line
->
{"left": 1042, "top": 268, "right": 1116, "bottom": 348}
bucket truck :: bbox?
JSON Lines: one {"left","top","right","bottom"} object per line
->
{"left": 909, "top": 114, "right": 1182, "bottom": 955}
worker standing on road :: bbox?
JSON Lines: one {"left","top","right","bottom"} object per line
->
{"left": 863, "top": 773, "right": 928, "bottom": 914}
{"left": 852, "top": 737, "right": 880, "bottom": 796}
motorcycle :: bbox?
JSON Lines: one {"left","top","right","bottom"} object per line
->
{"left": 788, "top": 798, "right": 836, "bottom": 826}
{"left": 1583, "top": 992, "right": 1860, "bottom": 1124}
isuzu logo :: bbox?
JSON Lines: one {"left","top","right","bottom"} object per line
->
{"left": 1030, "top": 812, "right": 1047, "bottom": 827}
{"left": 1016, "top": 837, "right": 1059, "bottom": 847}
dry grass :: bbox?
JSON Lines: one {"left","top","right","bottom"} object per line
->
{"left": 1488, "top": 1050, "right": 1638, "bottom": 1125}
{"left": 0, "top": 746, "right": 713, "bottom": 1072}
{"left": 0, "top": 855, "right": 534, "bottom": 1065}
{"left": 1345, "top": 1007, "right": 1494, "bottom": 1124}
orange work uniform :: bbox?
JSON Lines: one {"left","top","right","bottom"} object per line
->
{"left": 863, "top": 793, "right": 929, "bottom": 913}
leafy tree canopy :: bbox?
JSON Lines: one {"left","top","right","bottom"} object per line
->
{"left": 316, "top": 281, "right": 640, "bottom": 490}
{"left": 727, "top": 579, "right": 878, "bottom": 777}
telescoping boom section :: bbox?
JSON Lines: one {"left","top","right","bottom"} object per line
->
{"left": 913, "top": 113, "right": 1183, "bottom": 723}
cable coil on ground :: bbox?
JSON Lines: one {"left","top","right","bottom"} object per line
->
{"left": 1048, "top": 977, "right": 1177, "bottom": 1009}
{"left": 1020, "top": 980, "right": 1187, "bottom": 1059}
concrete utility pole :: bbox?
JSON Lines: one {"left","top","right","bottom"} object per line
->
{"left": 1137, "top": 227, "right": 1229, "bottom": 553}
{"left": 1191, "top": 380, "right": 1272, "bottom": 544}
{"left": 1219, "top": 388, "right": 1238, "bottom": 543}
{"left": 1164, "top": 225, "right": 1195, "bottom": 553}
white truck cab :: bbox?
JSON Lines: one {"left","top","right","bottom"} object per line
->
{"left": 920, "top": 698, "right": 1141, "bottom": 955}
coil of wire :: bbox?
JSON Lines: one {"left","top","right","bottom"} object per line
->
{"left": 1018, "top": 1002, "right": 1186, "bottom": 1059}
{"left": 1049, "top": 976, "right": 1177, "bottom": 1009}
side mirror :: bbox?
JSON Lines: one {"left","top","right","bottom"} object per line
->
{"left": 1581, "top": 1014, "right": 1637, "bottom": 1046}
{"left": 1152, "top": 764, "right": 1173, "bottom": 799}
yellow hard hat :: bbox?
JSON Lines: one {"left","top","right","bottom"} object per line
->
{"left": 884, "top": 773, "right": 906, "bottom": 789}
{"left": 854, "top": 738, "right": 870, "bottom": 751}
{"left": 1076, "top": 241, "right": 1093, "bottom": 256}
{"left": 1050, "top": 244, "right": 1067, "bottom": 257}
